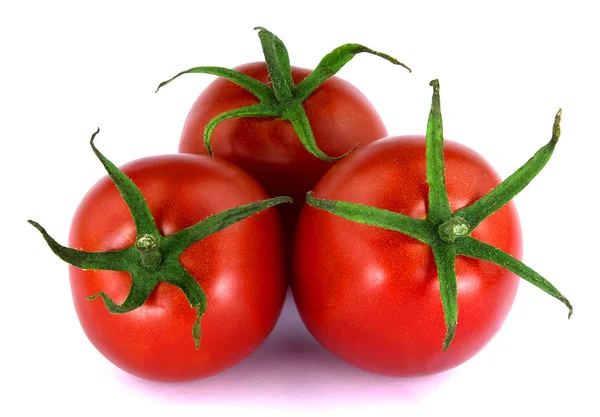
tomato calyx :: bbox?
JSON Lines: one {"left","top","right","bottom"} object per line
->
{"left": 155, "top": 27, "right": 411, "bottom": 161}
{"left": 28, "top": 129, "right": 292, "bottom": 349}
{"left": 306, "top": 80, "right": 572, "bottom": 351}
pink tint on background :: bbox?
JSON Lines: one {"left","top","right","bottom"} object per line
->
{"left": 113, "top": 292, "right": 450, "bottom": 409}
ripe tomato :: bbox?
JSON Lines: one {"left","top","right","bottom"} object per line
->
{"left": 292, "top": 136, "right": 522, "bottom": 376}
{"left": 179, "top": 62, "right": 388, "bottom": 230}
{"left": 65, "top": 153, "right": 286, "bottom": 381}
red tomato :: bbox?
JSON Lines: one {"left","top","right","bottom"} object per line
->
{"left": 179, "top": 62, "right": 388, "bottom": 230}
{"left": 68, "top": 154, "right": 286, "bottom": 381}
{"left": 292, "top": 136, "right": 522, "bottom": 376}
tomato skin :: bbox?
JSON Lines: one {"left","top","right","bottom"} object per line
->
{"left": 68, "top": 154, "right": 286, "bottom": 381}
{"left": 292, "top": 136, "right": 522, "bottom": 376}
{"left": 178, "top": 62, "right": 388, "bottom": 230}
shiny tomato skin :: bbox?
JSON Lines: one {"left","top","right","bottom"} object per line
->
{"left": 292, "top": 136, "right": 522, "bottom": 376}
{"left": 178, "top": 62, "right": 388, "bottom": 230}
{"left": 68, "top": 154, "right": 286, "bottom": 381}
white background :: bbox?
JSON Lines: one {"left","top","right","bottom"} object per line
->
{"left": 1, "top": 0, "right": 598, "bottom": 415}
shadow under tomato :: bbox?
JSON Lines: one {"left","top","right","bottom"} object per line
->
{"left": 115, "top": 291, "right": 452, "bottom": 408}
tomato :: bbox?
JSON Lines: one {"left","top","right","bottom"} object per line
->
{"left": 292, "top": 136, "right": 522, "bottom": 376}
{"left": 179, "top": 62, "right": 388, "bottom": 231}
{"left": 44, "top": 151, "right": 287, "bottom": 381}
{"left": 292, "top": 81, "right": 571, "bottom": 376}
{"left": 158, "top": 28, "right": 410, "bottom": 275}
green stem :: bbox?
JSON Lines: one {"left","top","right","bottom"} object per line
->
{"left": 438, "top": 217, "right": 470, "bottom": 243}
{"left": 30, "top": 129, "right": 292, "bottom": 349}
{"left": 136, "top": 234, "right": 162, "bottom": 271}
{"left": 305, "top": 80, "right": 572, "bottom": 350}
{"left": 156, "top": 27, "right": 410, "bottom": 161}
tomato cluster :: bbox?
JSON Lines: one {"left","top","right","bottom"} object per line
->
{"left": 31, "top": 28, "right": 571, "bottom": 381}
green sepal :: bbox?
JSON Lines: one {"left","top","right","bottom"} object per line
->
{"left": 30, "top": 129, "right": 292, "bottom": 348}
{"left": 456, "top": 237, "right": 573, "bottom": 318}
{"left": 90, "top": 128, "right": 159, "bottom": 238}
{"left": 86, "top": 272, "right": 159, "bottom": 314}
{"left": 432, "top": 244, "right": 458, "bottom": 350}
{"left": 306, "top": 191, "right": 434, "bottom": 244}
{"left": 426, "top": 80, "right": 452, "bottom": 223}
{"left": 27, "top": 220, "right": 132, "bottom": 271}
{"left": 285, "top": 103, "right": 356, "bottom": 162}
{"left": 193, "top": 307, "right": 202, "bottom": 349}
{"left": 162, "top": 195, "right": 292, "bottom": 255}
{"left": 156, "top": 66, "right": 275, "bottom": 102}
{"left": 304, "top": 80, "right": 572, "bottom": 351}
{"left": 295, "top": 43, "right": 411, "bottom": 103}
{"left": 156, "top": 27, "right": 410, "bottom": 162}
{"left": 203, "top": 103, "right": 281, "bottom": 156}
{"left": 162, "top": 261, "right": 209, "bottom": 348}
{"left": 455, "top": 109, "right": 562, "bottom": 230}
{"left": 255, "top": 27, "right": 295, "bottom": 102}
